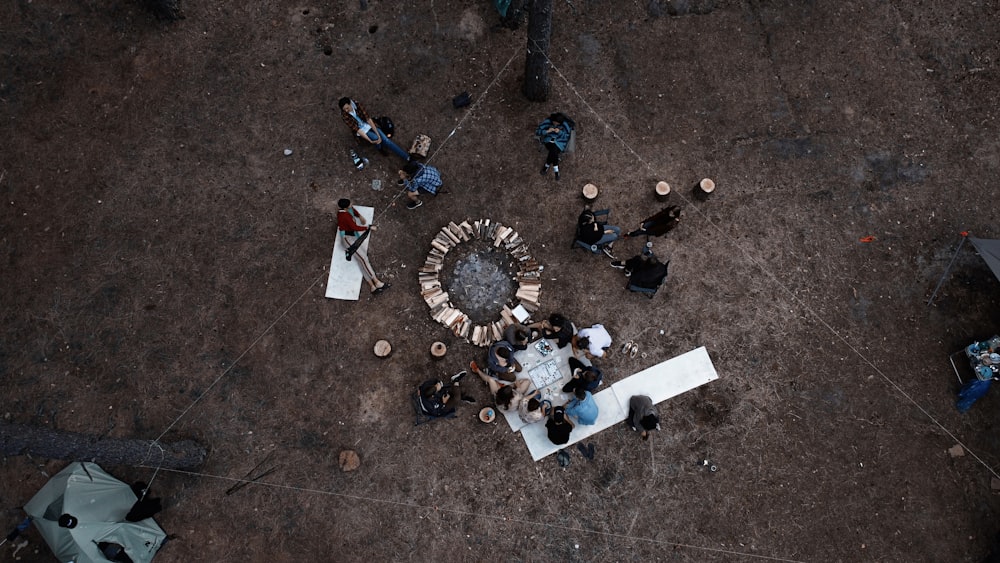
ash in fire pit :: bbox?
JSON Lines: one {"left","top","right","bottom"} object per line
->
{"left": 443, "top": 243, "right": 515, "bottom": 323}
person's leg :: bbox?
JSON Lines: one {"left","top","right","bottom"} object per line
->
{"left": 514, "top": 379, "right": 531, "bottom": 394}
{"left": 345, "top": 236, "right": 381, "bottom": 290}
{"left": 595, "top": 226, "right": 621, "bottom": 246}
{"left": 377, "top": 129, "right": 411, "bottom": 160}
{"left": 568, "top": 357, "right": 586, "bottom": 373}
{"left": 546, "top": 144, "right": 561, "bottom": 166}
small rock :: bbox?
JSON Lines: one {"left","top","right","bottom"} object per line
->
{"left": 339, "top": 450, "right": 361, "bottom": 472}
{"left": 948, "top": 444, "right": 965, "bottom": 458}
{"left": 283, "top": 149, "right": 293, "bottom": 156}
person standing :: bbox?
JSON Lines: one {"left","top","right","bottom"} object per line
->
{"left": 627, "top": 395, "right": 660, "bottom": 440}
{"left": 536, "top": 112, "right": 574, "bottom": 180}
{"left": 397, "top": 161, "right": 442, "bottom": 210}
{"left": 338, "top": 97, "right": 411, "bottom": 161}
{"left": 336, "top": 198, "right": 390, "bottom": 295}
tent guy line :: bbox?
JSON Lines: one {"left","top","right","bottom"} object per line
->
{"left": 141, "top": 465, "right": 806, "bottom": 563}
{"left": 540, "top": 44, "right": 1000, "bottom": 482}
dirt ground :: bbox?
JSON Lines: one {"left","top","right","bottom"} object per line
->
{"left": 2, "top": 0, "right": 1000, "bottom": 561}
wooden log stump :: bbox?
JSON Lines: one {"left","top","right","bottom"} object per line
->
{"left": 694, "top": 178, "right": 715, "bottom": 200}
{"left": 430, "top": 341, "right": 447, "bottom": 360}
{"left": 374, "top": 340, "right": 392, "bottom": 358}
{"left": 655, "top": 181, "right": 671, "bottom": 201}
{"left": 582, "top": 183, "right": 599, "bottom": 203}
{"left": 409, "top": 134, "right": 431, "bottom": 158}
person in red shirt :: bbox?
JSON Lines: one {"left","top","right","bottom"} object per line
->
{"left": 337, "top": 198, "right": 389, "bottom": 294}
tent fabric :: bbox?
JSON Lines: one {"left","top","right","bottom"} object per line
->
{"left": 969, "top": 237, "right": 1000, "bottom": 283}
{"left": 23, "top": 462, "right": 165, "bottom": 563}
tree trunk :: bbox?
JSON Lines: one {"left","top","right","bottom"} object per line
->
{"left": 522, "top": 0, "right": 553, "bottom": 102}
{"left": 0, "top": 422, "right": 206, "bottom": 470}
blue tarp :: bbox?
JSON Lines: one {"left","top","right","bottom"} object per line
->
{"left": 957, "top": 378, "right": 992, "bottom": 413}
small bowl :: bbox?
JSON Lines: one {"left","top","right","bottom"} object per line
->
{"left": 479, "top": 407, "right": 496, "bottom": 423}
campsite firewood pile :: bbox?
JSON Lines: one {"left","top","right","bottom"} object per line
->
{"left": 419, "top": 219, "right": 540, "bottom": 347}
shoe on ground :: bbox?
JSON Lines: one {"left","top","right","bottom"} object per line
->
{"left": 372, "top": 282, "right": 391, "bottom": 294}
{"left": 470, "top": 360, "right": 480, "bottom": 374}
{"left": 601, "top": 246, "right": 616, "bottom": 259}
{"left": 540, "top": 164, "right": 549, "bottom": 176}
{"left": 610, "top": 260, "right": 625, "bottom": 269}
{"left": 451, "top": 370, "right": 467, "bottom": 383}
{"left": 554, "top": 169, "right": 560, "bottom": 181}
{"left": 461, "top": 394, "right": 476, "bottom": 404}
{"left": 406, "top": 200, "right": 423, "bottom": 210}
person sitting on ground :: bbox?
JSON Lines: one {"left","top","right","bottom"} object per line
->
{"left": 576, "top": 208, "right": 621, "bottom": 258}
{"left": 573, "top": 323, "right": 613, "bottom": 359}
{"left": 627, "top": 394, "right": 660, "bottom": 440}
{"left": 546, "top": 405, "right": 574, "bottom": 445}
{"left": 565, "top": 387, "right": 599, "bottom": 426}
{"left": 338, "top": 96, "right": 411, "bottom": 161}
{"left": 418, "top": 371, "right": 467, "bottom": 418}
{"left": 518, "top": 393, "right": 547, "bottom": 424}
{"left": 471, "top": 361, "right": 532, "bottom": 412}
{"left": 487, "top": 340, "right": 522, "bottom": 381}
{"left": 529, "top": 313, "right": 575, "bottom": 349}
{"left": 561, "top": 357, "right": 603, "bottom": 395}
{"left": 503, "top": 322, "right": 532, "bottom": 351}
{"left": 612, "top": 250, "right": 669, "bottom": 292}
{"left": 536, "top": 112, "right": 575, "bottom": 181}
{"left": 398, "top": 161, "right": 442, "bottom": 210}
{"left": 624, "top": 205, "right": 682, "bottom": 239}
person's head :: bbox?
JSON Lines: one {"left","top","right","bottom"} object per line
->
{"left": 549, "top": 112, "right": 567, "bottom": 124}
{"left": 574, "top": 387, "right": 587, "bottom": 401}
{"left": 58, "top": 514, "right": 78, "bottom": 529}
{"left": 495, "top": 346, "right": 510, "bottom": 361}
{"left": 337, "top": 198, "right": 351, "bottom": 210}
{"left": 549, "top": 313, "right": 565, "bottom": 329}
{"left": 581, "top": 369, "right": 598, "bottom": 384}
{"left": 338, "top": 97, "right": 352, "bottom": 112}
{"left": 640, "top": 414, "right": 659, "bottom": 440}
{"left": 552, "top": 405, "right": 566, "bottom": 423}
{"left": 402, "top": 161, "right": 421, "bottom": 177}
{"left": 526, "top": 398, "right": 540, "bottom": 412}
{"left": 496, "top": 386, "right": 514, "bottom": 410}
{"left": 511, "top": 326, "right": 529, "bottom": 344}
{"left": 576, "top": 336, "right": 590, "bottom": 350}
{"left": 422, "top": 381, "right": 442, "bottom": 398}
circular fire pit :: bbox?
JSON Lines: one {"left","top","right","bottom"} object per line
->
{"left": 418, "top": 220, "right": 541, "bottom": 347}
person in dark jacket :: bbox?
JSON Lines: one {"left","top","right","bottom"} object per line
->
{"left": 627, "top": 394, "right": 660, "bottom": 440}
{"left": 536, "top": 112, "right": 574, "bottom": 180}
{"left": 625, "top": 205, "right": 682, "bottom": 239}
{"left": 546, "top": 406, "right": 574, "bottom": 445}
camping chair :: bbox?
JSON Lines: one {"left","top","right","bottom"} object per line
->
{"left": 571, "top": 209, "right": 617, "bottom": 256}
{"left": 412, "top": 388, "right": 456, "bottom": 426}
{"left": 626, "top": 248, "right": 669, "bottom": 299}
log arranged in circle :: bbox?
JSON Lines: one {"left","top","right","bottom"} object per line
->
{"left": 418, "top": 219, "right": 543, "bottom": 347}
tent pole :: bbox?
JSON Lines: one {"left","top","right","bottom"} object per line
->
{"left": 927, "top": 234, "right": 969, "bottom": 306}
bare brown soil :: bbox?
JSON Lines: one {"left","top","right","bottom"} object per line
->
{"left": 2, "top": 1, "right": 1000, "bottom": 561}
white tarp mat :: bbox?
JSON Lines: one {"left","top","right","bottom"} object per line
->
{"left": 325, "top": 206, "right": 374, "bottom": 301}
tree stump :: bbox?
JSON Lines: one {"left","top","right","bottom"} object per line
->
{"left": 655, "top": 181, "right": 671, "bottom": 201}
{"left": 374, "top": 340, "right": 392, "bottom": 358}
{"left": 339, "top": 450, "right": 361, "bottom": 472}
{"left": 430, "top": 341, "right": 447, "bottom": 360}
{"left": 582, "top": 183, "right": 599, "bottom": 203}
{"left": 694, "top": 178, "right": 715, "bottom": 200}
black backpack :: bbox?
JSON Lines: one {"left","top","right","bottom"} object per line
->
{"left": 374, "top": 116, "right": 395, "bottom": 138}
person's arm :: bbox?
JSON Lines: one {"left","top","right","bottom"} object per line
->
{"left": 349, "top": 206, "right": 367, "bottom": 227}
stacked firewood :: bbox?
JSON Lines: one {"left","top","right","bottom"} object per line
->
{"left": 420, "top": 219, "right": 541, "bottom": 347}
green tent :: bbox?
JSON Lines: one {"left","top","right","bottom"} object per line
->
{"left": 23, "top": 462, "right": 165, "bottom": 563}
